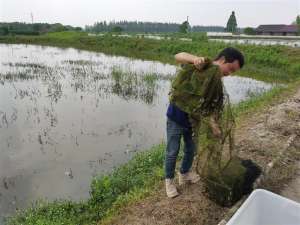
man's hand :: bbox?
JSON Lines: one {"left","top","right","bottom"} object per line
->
{"left": 175, "top": 52, "right": 205, "bottom": 68}
{"left": 193, "top": 57, "right": 206, "bottom": 70}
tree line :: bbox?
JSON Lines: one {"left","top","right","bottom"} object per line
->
{"left": 2, "top": 13, "right": 298, "bottom": 36}
{"left": 0, "top": 22, "right": 82, "bottom": 35}
{"left": 85, "top": 21, "right": 225, "bottom": 33}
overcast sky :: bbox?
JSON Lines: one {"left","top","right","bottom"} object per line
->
{"left": 0, "top": 0, "right": 299, "bottom": 28}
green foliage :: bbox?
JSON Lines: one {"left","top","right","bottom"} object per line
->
{"left": 0, "top": 26, "right": 9, "bottom": 35}
{"left": 51, "top": 23, "right": 67, "bottom": 32}
{"left": 0, "top": 22, "right": 82, "bottom": 36}
{"left": 90, "top": 144, "right": 165, "bottom": 205}
{"left": 190, "top": 32, "right": 208, "bottom": 41}
{"left": 33, "top": 23, "right": 42, "bottom": 32}
{"left": 243, "top": 27, "right": 256, "bottom": 35}
{"left": 9, "top": 30, "right": 40, "bottom": 35}
{"left": 179, "top": 21, "right": 190, "bottom": 33}
{"left": 296, "top": 15, "right": 300, "bottom": 35}
{"left": 205, "top": 157, "right": 246, "bottom": 206}
{"left": 7, "top": 200, "right": 94, "bottom": 225}
{"left": 226, "top": 11, "right": 238, "bottom": 33}
{"left": 85, "top": 20, "right": 224, "bottom": 33}
{"left": 296, "top": 15, "right": 300, "bottom": 25}
{"left": 45, "top": 31, "right": 86, "bottom": 39}
{"left": 111, "top": 26, "right": 123, "bottom": 33}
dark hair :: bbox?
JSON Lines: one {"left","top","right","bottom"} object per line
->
{"left": 215, "top": 47, "right": 244, "bottom": 68}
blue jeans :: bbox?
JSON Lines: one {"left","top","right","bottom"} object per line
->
{"left": 165, "top": 118, "right": 196, "bottom": 179}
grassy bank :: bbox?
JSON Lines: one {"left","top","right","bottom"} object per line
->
{"left": 1, "top": 31, "right": 300, "bottom": 83}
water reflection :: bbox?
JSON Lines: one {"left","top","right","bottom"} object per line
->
{"left": 0, "top": 44, "right": 274, "bottom": 219}
{"left": 1, "top": 58, "right": 170, "bottom": 105}
{"left": 222, "top": 76, "right": 273, "bottom": 104}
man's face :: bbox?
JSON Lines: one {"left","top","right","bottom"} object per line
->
{"left": 218, "top": 59, "right": 241, "bottom": 76}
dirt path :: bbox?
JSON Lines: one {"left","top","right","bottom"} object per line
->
{"left": 100, "top": 88, "right": 300, "bottom": 225}
{"left": 280, "top": 161, "right": 300, "bottom": 202}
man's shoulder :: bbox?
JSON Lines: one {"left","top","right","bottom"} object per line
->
{"left": 180, "top": 62, "right": 219, "bottom": 74}
{"left": 192, "top": 63, "right": 221, "bottom": 81}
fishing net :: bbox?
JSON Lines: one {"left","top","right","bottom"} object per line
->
{"left": 170, "top": 60, "right": 260, "bottom": 206}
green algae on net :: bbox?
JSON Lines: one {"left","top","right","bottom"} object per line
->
{"left": 170, "top": 61, "right": 261, "bottom": 206}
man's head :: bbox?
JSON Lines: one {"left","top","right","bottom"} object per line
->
{"left": 213, "top": 47, "right": 244, "bottom": 76}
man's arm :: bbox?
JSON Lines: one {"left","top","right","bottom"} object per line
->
{"left": 175, "top": 52, "right": 205, "bottom": 69}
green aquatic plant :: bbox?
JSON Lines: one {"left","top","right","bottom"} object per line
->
{"left": 169, "top": 62, "right": 256, "bottom": 206}
{"left": 110, "top": 66, "right": 160, "bottom": 104}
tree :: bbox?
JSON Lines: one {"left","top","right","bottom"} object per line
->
{"left": 85, "top": 20, "right": 226, "bottom": 33}
{"left": 296, "top": 15, "right": 300, "bottom": 35}
{"left": 244, "top": 27, "right": 255, "bottom": 35}
{"left": 226, "top": 11, "right": 237, "bottom": 33}
{"left": 33, "top": 23, "right": 42, "bottom": 32}
{"left": 111, "top": 26, "right": 123, "bottom": 33}
{"left": 51, "top": 23, "right": 66, "bottom": 32}
{"left": 179, "top": 21, "right": 190, "bottom": 33}
{"left": 0, "top": 26, "right": 9, "bottom": 35}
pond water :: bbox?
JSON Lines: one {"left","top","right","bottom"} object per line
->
{"left": 0, "top": 44, "right": 273, "bottom": 220}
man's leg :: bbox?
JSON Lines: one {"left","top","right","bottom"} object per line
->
{"left": 178, "top": 128, "right": 200, "bottom": 185}
{"left": 165, "top": 118, "right": 183, "bottom": 198}
{"left": 165, "top": 118, "right": 182, "bottom": 179}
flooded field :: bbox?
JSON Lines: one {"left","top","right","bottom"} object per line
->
{"left": 0, "top": 44, "right": 273, "bottom": 219}
{"left": 89, "top": 33, "right": 300, "bottom": 48}
{"left": 210, "top": 38, "right": 300, "bottom": 47}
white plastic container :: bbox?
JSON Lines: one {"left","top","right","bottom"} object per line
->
{"left": 226, "top": 189, "right": 300, "bottom": 225}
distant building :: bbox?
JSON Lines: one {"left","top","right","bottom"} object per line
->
{"left": 256, "top": 24, "right": 298, "bottom": 36}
